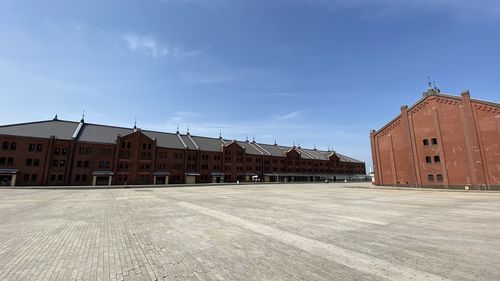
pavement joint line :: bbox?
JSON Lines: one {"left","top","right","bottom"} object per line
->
{"left": 177, "top": 201, "right": 453, "bottom": 281}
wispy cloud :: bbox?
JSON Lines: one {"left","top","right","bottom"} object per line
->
{"left": 276, "top": 110, "right": 302, "bottom": 120}
{"left": 123, "top": 34, "right": 201, "bottom": 59}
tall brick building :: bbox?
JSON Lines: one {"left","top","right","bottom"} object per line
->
{"left": 370, "top": 89, "right": 500, "bottom": 190}
{"left": 0, "top": 117, "right": 365, "bottom": 186}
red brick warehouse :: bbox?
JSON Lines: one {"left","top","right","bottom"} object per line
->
{"left": 0, "top": 117, "right": 366, "bottom": 186}
{"left": 370, "top": 88, "right": 500, "bottom": 190}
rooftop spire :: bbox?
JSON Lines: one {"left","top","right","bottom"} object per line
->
{"left": 133, "top": 118, "right": 137, "bottom": 129}
{"left": 176, "top": 124, "right": 179, "bottom": 134}
{"left": 274, "top": 138, "right": 277, "bottom": 145}
{"left": 219, "top": 129, "right": 222, "bottom": 139}
{"left": 187, "top": 124, "right": 190, "bottom": 135}
{"left": 80, "top": 110, "right": 85, "bottom": 123}
{"left": 252, "top": 135, "right": 255, "bottom": 143}
{"left": 53, "top": 114, "right": 58, "bottom": 121}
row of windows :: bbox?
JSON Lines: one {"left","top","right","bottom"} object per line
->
{"left": 0, "top": 157, "right": 14, "bottom": 166}
{"left": 142, "top": 143, "right": 152, "bottom": 150}
{"left": 157, "top": 152, "right": 167, "bottom": 159}
{"left": 121, "top": 142, "right": 132, "bottom": 149}
{"left": 99, "top": 161, "right": 111, "bottom": 168}
{"left": 50, "top": 174, "right": 64, "bottom": 181}
{"left": 75, "top": 174, "right": 88, "bottom": 182}
{"left": 2, "top": 142, "right": 16, "bottom": 150}
{"left": 79, "top": 147, "right": 92, "bottom": 155}
{"left": 28, "top": 143, "right": 43, "bottom": 152}
{"left": 100, "top": 148, "right": 112, "bottom": 156}
{"left": 423, "top": 138, "right": 438, "bottom": 146}
{"left": 428, "top": 174, "right": 444, "bottom": 182}
{"left": 23, "top": 174, "right": 38, "bottom": 182}
{"left": 54, "top": 147, "right": 68, "bottom": 156}
{"left": 425, "top": 155, "right": 441, "bottom": 163}
{"left": 52, "top": 160, "right": 66, "bottom": 167}
{"left": 76, "top": 161, "right": 90, "bottom": 168}
{"left": 26, "top": 158, "right": 41, "bottom": 166}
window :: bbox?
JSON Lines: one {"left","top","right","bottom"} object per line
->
{"left": 29, "top": 144, "right": 35, "bottom": 151}
{"left": 121, "top": 142, "right": 126, "bottom": 148}
{"left": 425, "top": 156, "right": 432, "bottom": 163}
{"left": 52, "top": 160, "right": 59, "bottom": 167}
{"left": 436, "top": 174, "right": 443, "bottom": 182}
{"left": 126, "top": 142, "right": 131, "bottom": 149}
{"left": 36, "top": 144, "right": 43, "bottom": 151}
{"left": 50, "top": 174, "right": 56, "bottom": 181}
{"left": 77, "top": 161, "right": 83, "bottom": 167}
{"left": 423, "top": 139, "right": 429, "bottom": 146}
{"left": 2, "top": 142, "right": 8, "bottom": 150}
{"left": 24, "top": 174, "right": 30, "bottom": 181}
{"left": 10, "top": 142, "right": 16, "bottom": 150}
{"left": 31, "top": 174, "right": 37, "bottom": 181}
{"left": 59, "top": 160, "right": 65, "bottom": 167}
{"left": 428, "top": 174, "right": 434, "bottom": 182}
{"left": 75, "top": 175, "right": 81, "bottom": 181}
{"left": 79, "top": 147, "right": 85, "bottom": 154}
{"left": 7, "top": 157, "right": 14, "bottom": 165}
{"left": 85, "top": 147, "right": 91, "bottom": 155}
{"left": 99, "top": 161, "right": 104, "bottom": 168}
{"left": 82, "top": 175, "right": 87, "bottom": 181}
{"left": 34, "top": 159, "right": 40, "bottom": 166}
{"left": 62, "top": 148, "right": 67, "bottom": 155}
{"left": 57, "top": 174, "right": 63, "bottom": 181}
{"left": 431, "top": 138, "right": 438, "bottom": 145}
{"left": 54, "top": 148, "right": 61, "bottom": 155}
{"left": 434, "top": 156, "right": 441, "bottom": 163}
{"left": 84, "top": 161, "right": 89, "bottom": 167}
{"left": 26, "top": 158, "right": 33, "bottom": 166}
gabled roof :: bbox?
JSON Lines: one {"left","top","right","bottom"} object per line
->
{"left": 0, "top": 120, "right": 80, "bottom": 140}
{"left": 237, "top": 141, "right": 262, "bottom": 155}
{"left": 0, "top": 118, "right": 365, "bottom": 163}
{"left": 190, "top": 135, "right": 224, "bottom": 152}
{"left": 78, "top": 123, "right": 132, "bottom": 143}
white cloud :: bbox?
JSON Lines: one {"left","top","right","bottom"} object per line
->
{"left": 124, "top": 34, "right": 201, "bottom": 59}
{"left": 276, "top": 110, "right": 302, "bottom": 120}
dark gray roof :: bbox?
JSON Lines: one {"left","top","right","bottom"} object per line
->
{"left": 236, "top": 141, "right": 262, "bottom": 155}
{"left": 190, "top": 136, "right": 224, "bottom": 152}
{"left": 258, "top": 143, "right": 285, "bottom": 157}
{"left": 180, "top": 135, "right": 198, "bottom": 150}
{"left": 0, "top": 120, "right": 79, "bottom": 140}
{"left": 78, "top": 124, "right": 132, "bottom": 143}
{"left": 0, "top": 119, "right": 364, "bottom": 163}
{"left": 142, "top": 131, "right": 185, "bottom": 149}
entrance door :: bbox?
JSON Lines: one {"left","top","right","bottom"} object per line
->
{"left": 0, "top": 175, "right": 11, "bottom": 186}
{"left": 96, "top": 176, "right": 109, "bottom": 185}
{"left": 156, "top": 176, "right": 166, "bottom": 184}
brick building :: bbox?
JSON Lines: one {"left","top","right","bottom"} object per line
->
{"left": 0, "top": 117, "right": 365, "bottom": 186}
{"left": 370, "top": 89, "right": 500, "bottom": 190}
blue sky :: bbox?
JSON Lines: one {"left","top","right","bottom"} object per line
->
{"left": 1, "top": 0, "right": 500, "bottom": 170}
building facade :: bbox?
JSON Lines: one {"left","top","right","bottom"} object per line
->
{"left": 370, "top": 89, "right": 500, "bottom": 190}
{"left": 0, "top": 118, "right": 366, "bottom": 186}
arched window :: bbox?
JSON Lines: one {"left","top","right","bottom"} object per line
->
{"left": 427, "top": 174, "right": 434, "bottom": 182}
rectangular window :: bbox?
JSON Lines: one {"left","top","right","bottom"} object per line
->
{"left": 434, "top": 156, "right": 441, "bottom": 163}
{"left": 425, "top": 156, "right": 432, "bottom": 163}
{"left": 53, "top": 160, "right": 59, "bottom": 167}
{"left": 431, "top": 138, "right": 438, "bottom": 145}
{"left": 57, "top": 174, "right": 63, "bottom": 181}
{"left": 75, "top": 174, "right": 81, "bottom": 181}
{"left": 29, "top": 143, "right": 35, "bottom": 151}
{"left": 2, "top": 142, "right": 8, "bottom": 150}
{"left": 31, "top": 174, "right": 37, "bottom": 181}
{"left": 26, "top": 158, "right": 33, "bottom": 166}
{"left": 10, "top": 142, "right": 16, "bottom": 150}
{"left": 423, "top": 139, "right": 429, "bottom": 146}
{"left": 36, "top": 144, "right": 43, "bottom": 151}
{"left": 34, "top": 159, "right": 40, "bottom": 166}
{"left": 428, "top": 174, "right": 434, "bottom": 182}
{"left": 82, "top": 175, "right": 87, "bottom": 181}
{"left": 24, "top": 174, "right": 30, "bottom": 181}
{"left": 436, "top": 174, "right": 443, "bottom": 182}
{"left": 7, "top": 157, "right": 14, "bottom": 165}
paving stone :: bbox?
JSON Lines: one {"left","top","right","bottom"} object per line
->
{"left": 0, "top": 183, "right": 499, "bottom": 280}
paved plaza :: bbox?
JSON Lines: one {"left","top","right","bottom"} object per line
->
{"left": 0, "top": 183, "right": 499, "bottom": 281}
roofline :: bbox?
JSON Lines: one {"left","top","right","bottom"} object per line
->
{"left": 0, "top": 118, "right": 364, "bottom": 163}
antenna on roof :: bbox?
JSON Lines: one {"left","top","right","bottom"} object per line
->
{"left": 313, "top": 144, "right": 316, "bottom": 150}
{"left": 427, "top": 76, "right": 432, "bottom": 89}
{"left": 274, "top": 138, "right": 277, "bottom": 145}
{"left": 433, "top": 81, "right": 441, "bottom": 93}
{"left": 328, "top": 146, "right": 330, "bottom": 152}
{"left": 53, "top": 114, "right": 58, "bottom": 121}
{"left": 133, "top": 118, "right": 137, "bottom": 129}
{"left": 298, "top": 143, "right": 301, "bottom": 148}
{"left": 293, "top": 141, "right": 296, "bottom": 148}
{"left": 187, "top": 124, "right": 190, "bottom": 135}
{"left": 176, "top": 124, "right": 179, "bottom": 134}
{"left": 252, "top": 135, "right": 255, "bottom": 143}
{"left": 219, "top": 129, "right": 222, "bottom": 139}
{"left": 80, "top": 110, "right": 85, "bottom": 123}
